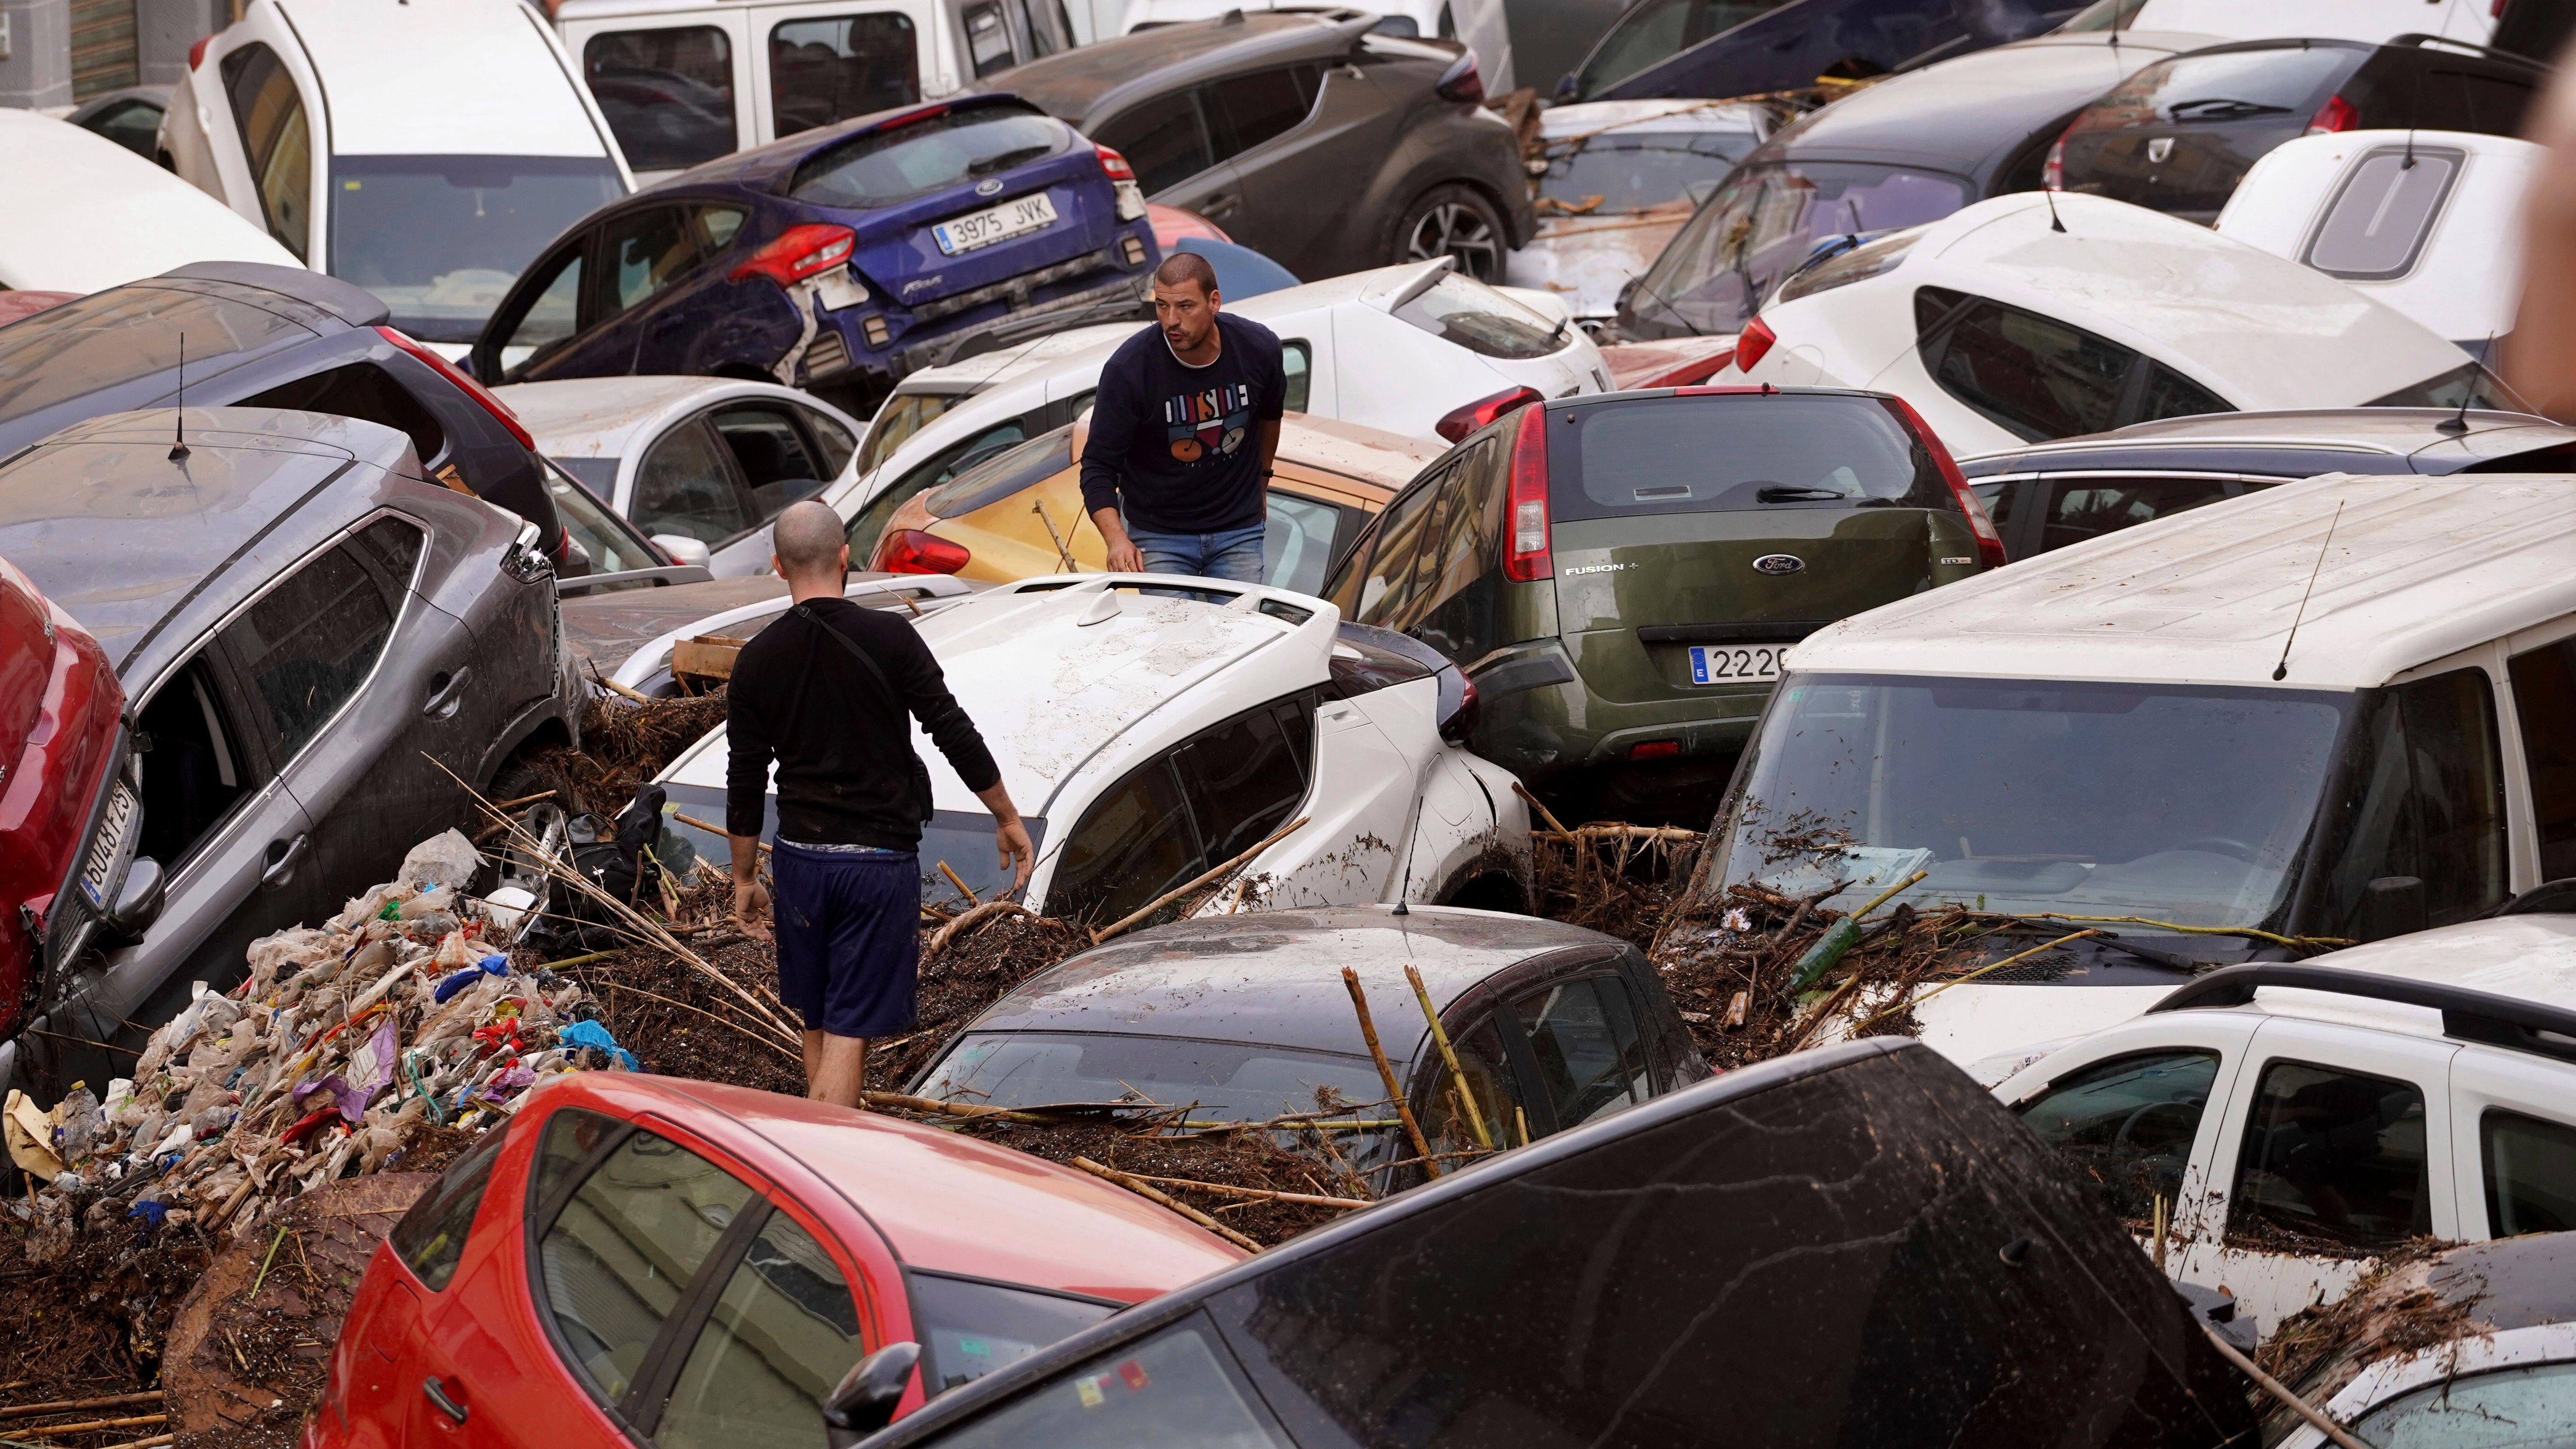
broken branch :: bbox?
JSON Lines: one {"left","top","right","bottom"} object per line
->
{"left": 1092, "top": 815, "right": 1310, "bottom": 944}
{"left": 1406, "top": 963, "right": 1491, "bottom": 1150}
{"left": 1511, "top": 782, "right": 1575, "bottom": 841}
{"left": 0, "top": 1397, "right": 163, "bottom": 1422}
{"left": 928, "top": 899, "right": 1033, "bottom": 957}
{"left": 1341, "top": 968, "right": 1438, "bottom": 1175}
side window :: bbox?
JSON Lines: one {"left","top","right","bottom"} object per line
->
{"left": 799, "top": 406, "right": 859, "bottom": 476}
{"left": 2038, "top": 476, "right": 2232, "bottom": 555}
{"left": 136, "top": 657, "right": 257, "bottom": 868}
{"left": 2228, "top": 1060, "right": 2430, "bottom": 1252}
{"left": 2484, "top": 1109, "right": 2576, "bottom": 1237}
{"left": 1046, "top": 758, "right": 1202, "bottom": 926}
{"left": 1511, "top": 975, "right": 1649, "bottom": 1132}
{"left": 1916, "top": 286, "right": 2134, "bottom": 443}
{"left": 770, "top": 15, "right": 921, "bottom": 139}
{"left": 1418, "top": 1017, "right": 1523, "bottom": 1151}
{"left": 224, "top": 518, "right": 421, "bottom": 765}
{"left": 710, "top": 404, "right": 829, "bottom": 517}
{"left": 912, "top": 1273, "right": 1114, "bottom": 1392}
{"left": 1425, "top": 440, "right": 1503, "bottom": 614}
{"left": 1173, "top": 697, "right": 1313, "bottom": 865}
{"left": 902, "top": 1321, "right": 1287, "bottom": 1445}
{"left": 2508, "top": 637, "right": 2576, "bottom": 881}
{"left": 1264, "top": 490, "right": 1344, "bottom": 596}
{"left": 1281, "top": 340, "right": 1311, "bottom": 414}
{"left": 2013, "top": 1050, "right": 2217, "bottom": 1223}
{"left": 584, "top": 28, "right": 738, "bottom": 173}
{"left": 219, "top": 43, "right": 312, "bottom": 259}
{"left": 389, "top": 1122, "right": 510, "bottom": 1291}
{"left": 2330, "top": 668, "right": 2508, "bottom": 932}
{"left": 847, "top": 419, "right": 1030, "bottom": 556}
{"left": 654, "top": 1210, "right": 864, "bottom": 1449}
{"left": 242, "top": 361, "right": 446, "bottom": 467}
{"left": 599, "top": 207, "right": 705, "bottom": 323}
{"left": 498, "top": 244, "right": 588, "bottom": 379}
{"left": 2136, "top": 365, "right": 2231, "bottom": 424}
{"left": 547, "top": 461, "right": 661, "bottom": 577}
{"left": 635, "top": 421, "right": 756, "bottom": 544}
{"left": 961, "top": 0, "right": 1015, "bottom": 77}
{"left": 1204, "top": 64, "right": 1318, "bottom": 162}
{"left": 1351, "top": 477, "right": 1442, "bottom": 626}
{"left": 1094, "top": 90, "right": 1213, "bottom": 195}
{"left": 1577, "top": 0, "right": 1689, "bottom": 97}
{"left": 2352, "top": 1362, "right": 2576, "bottom": 1446}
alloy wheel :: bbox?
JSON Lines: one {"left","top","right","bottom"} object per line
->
{"left": 1407, "top": 202, "right": 1502, "bottom": 280}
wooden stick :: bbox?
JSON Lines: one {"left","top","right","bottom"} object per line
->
{"left": 1118, "top": 1174, "right": 1371, "bottom": 1209}
{"left": 1070, "top": 1157, "right": 1262, "bottom": 1252}
{"left": 927, "top": 899, "right": 1032, "bottom": 957}
{"left": 673, "top": 813, "right": 767, "bottom": 853}
{"left": 1341, "top": 968, "right": 1437, "bottom": 1175}
{"left": 587, "top": 664, "right": 651, "bottom": 704}
{"left": 1405, "top": 964, "right": 1491, "bottom": 1150}
{"left": 92, "top": 1435, "right": 175, "bottom": 1449}
{"left": 1092, "top": 816, "right": 1308, "bottom": 944}
{"left": 2197, "top": 1320, "right": 2378, "bottom": 1449}
{"left": 6, "top": 1415, "right": 165, "bottom": 1438}
{"left": 1510, "top": 781, "right": 1574, "bottom": 841}
{"left": 861, "top": 1091, "right": 1057, "bottom": 1124}
{"left": 490, "top": 790, "right": 558, "bottom": 811}
{"left": 1553, "top": 824, "right": 1703, "bottom": 844}
{"left": 0, "top": 1397, "right": 164, "bottom": 1422}
{"left": 541, "top": 949, "right": 620, "bottom": 970}
{"left": 937, "top": 861, "right": 980, "bottom": 908}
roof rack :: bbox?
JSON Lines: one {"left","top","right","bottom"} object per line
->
{"left": 2149, "top": 964, "right": 2576, "bottom": 1065}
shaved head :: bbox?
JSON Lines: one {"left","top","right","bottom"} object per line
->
{"left": 771, "top": 500, "right": 849, "bottom": 582}
{"left": 1151, "top": 250, "right": 1218, "bottom": 296}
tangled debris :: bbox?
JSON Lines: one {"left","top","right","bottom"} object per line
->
{"left": 2251, "top": 1240, "right": 2478, "bottom": 1438}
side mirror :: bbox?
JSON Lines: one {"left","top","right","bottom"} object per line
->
{"left": 822, "top": 1341, "right": 920, "bottom": 1447}
{"left": 100, "top": 857, "right": 165, "bottom": 943}
{"left": 651, "top": 534, "right": 713, "bottom": 569}
{"left": 2360, "top": 875, "right": 2427, "bottom": 943}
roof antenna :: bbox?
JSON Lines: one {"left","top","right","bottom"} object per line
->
{"left": 2272, "top": 500, "right": 2344, "bottom": 681}
{"left": 168, "top": 333, "right": 190, "bottom": 462}
{"left": 2042, "top": 185, "right": 2067, "bottom": 233}
{"left": 1392, "top": 852, "right": 1412, "bottom": 916}
{"left": 2403, "top": 126, "right": 2418, "bottom": 169}
{"left": 2437, "top": 335, "right": 2497, "bottom": 434}
{"left": 1845, "top": 196, "right": 1863, "bottom": 243}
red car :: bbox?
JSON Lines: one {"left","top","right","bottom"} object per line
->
{"left": 0, "top": 554, "right": 129, "bottom": 1043}
{"left": 309, "top": 1073, "right": 1244, "bottom": 1449}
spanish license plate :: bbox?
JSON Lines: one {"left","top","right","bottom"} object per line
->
{"left": 1688, "top": 644, "right": 1785, "bottom": 685}
{"left": 932, "top": 192, "right": 1059, "bottom": 255}
{"left": 79, "top": 782, "right": 136, "bottom": 907}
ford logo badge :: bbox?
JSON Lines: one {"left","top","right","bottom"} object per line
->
{"left": 1752, "top": 554, "right": 1805, "bottom": 576}
{"left": 976, "top": 178, "right": 1006, "bottom": 197}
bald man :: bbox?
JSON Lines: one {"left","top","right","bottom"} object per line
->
{"left": 725, "top": 501, "right": 1033, "bottom": 1106}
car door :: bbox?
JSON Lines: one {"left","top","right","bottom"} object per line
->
{"left": 217, "top": 41, "right": 319, "bottom": 262}
{"left": 628, "top": 416, "right": 763, "bottom": 549}
{"left": 483, "top": 236, "right": 597, "bottom": 383}
{"left": 596, "top": 204, "right": 748, "bottom": 376}
{"left": 1089, "top": 87, "right": 1245, "bottom": 234}
{"left": 2448, "top": 1044, "right": 2576, "bottom": 1241}
{"left": 1194, "top": 63, "right": 1351, "bottom": 279}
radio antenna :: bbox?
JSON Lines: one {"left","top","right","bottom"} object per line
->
{"left": 2272, "top": 500, "right": 2344, "bottom": 681}
{"left": 2043, "top": 185, "right": 2066, "bottom": 233}
{"left": 2438, "top": 335, "right": 2497, "bottom": 434}
{"left": 168, "top": 333, "right": 190, "bottom": 462}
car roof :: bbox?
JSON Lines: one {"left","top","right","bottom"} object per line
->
{"left": 269, "top": 0, "right": 612, "bottom": 158}
{"left": 498, "top": 375, "right": 832, "bottom": 464}
{"left": 0, "top": 407, "right": 421, "bottom": 677}
{"left": 948, "top": 905, "right": 1630, "bottom": 1070}
{"left": 2272, "top": 915, "right": 2576, "bottom": 1016}
{"left": 1955, "top": 408, "right": 2576, "bottom": 477}
{"left": 1538, "top": 98, "right": 1770, "bottom": 140}
{"left": 969, "top": 12, "right": 1355, "bottom": 123}
{"left": 1790, "top": 472, "right": 2576, "bottom": 689}
{"left": 0, "top": 112, "right": 301, "bottom": 292}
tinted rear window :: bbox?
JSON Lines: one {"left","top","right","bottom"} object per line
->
{"left": 2083, "top": 45, "right": 2359, "bottom": 129}
{"left": 0, "top": 286, "right": 311, "bottom": 424}
{"left": 788, "top": 104, "right": 1066, "bottom": 208}
{"left": 1550, "top": 395, "right": 1951, "bottom": 522}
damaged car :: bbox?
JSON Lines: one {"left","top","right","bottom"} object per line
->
{"left": 658, "top": 574, "right": 1532, "bottom": 916}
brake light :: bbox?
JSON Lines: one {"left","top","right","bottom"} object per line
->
{"left": 1629, "top": 740, "right": 1680, "bottom": 760}
{"left": 1733, "top": 315, "right": 1778, "bottom": 372}
{"left": 1435, "top": 51, "right": 1485, "bottom": 105}
{"left": 1435, "top": 384, "right": 1542, "bottom": 443}
{"left": 1501, "top": 403, "right": 1552, "bottom": 583}
{"left": 1096, "top": 145, "right": 1134, "bottom": 183}
{"left": 376, "top": 326, "right": 535, "bottom": 452}
{"left": 2306, "top": 95, "right": 2358, "bottom": 135}
{"left": 870, "top": 528, "right": 970, "bottom": 575}
{"left": 188, "top": 34, "right": 212, "bottom": 70}
{"left": 729, "top": 224, "right": 856, "bottom": 288}
{"left": 1882, "top": 395, "right": 2005, "bottom": 569}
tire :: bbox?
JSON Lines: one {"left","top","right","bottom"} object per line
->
{"left": 482, "top": 759, "right": 576, "bottom": 940}
{"left": 1391, "top": 184, "right": 1510, "bottom": 282}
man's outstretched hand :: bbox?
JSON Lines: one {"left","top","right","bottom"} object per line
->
{"left": 996, "top": 816, "right": 1035, "bottom": 893}
{"left": 729, "top": 833, "right": 772, "bottom": 940}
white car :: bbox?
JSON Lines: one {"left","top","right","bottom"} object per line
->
{"left": 1730, "top": 191, "right": 2499, "bottom": 455}
{"left": 0, "top": 110, "right": 300, "bottom": 293}
{"left": 1993, "top": 927, "right": 2576, "bottom": 1337}
{"left": 2215, "top": 129, "right": 2541, "bottom": 359}
{"left": 657, "top": 573, "right": 1534, "bottom": 916}
{"left": 2054, "top": 0, "right": 2494, "bottom": 46}
{"left": 161, "top": 0, "right": 634, "bottom": 355}
{"left": 497, "top": 376, "right": 871, "bottom": 577}
{"left": 1117, "top": 0, "right": 1514, "bottom": 91}
{"left": 836, "top": 256, "right": 1612, "bottom": 549}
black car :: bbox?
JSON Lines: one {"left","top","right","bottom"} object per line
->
{"left": 0, "top": 261, "right": 570, "bottom": 564}
{"left": 1564, "top": 0, "right": 2080, "bottom": 105}
{"left": 0, "top": 407, "right": 580, "bottom": 1095}
{"left": 1615, "top": 28, "right": 2206, "bottom": 339}
{"left": 972, "top": 13, "right": 1537, "bottom": 282}
{"left": 2049, "top": 35, "right": 2548, "bottom": 223}
{"left": 843, "top": 1038, "right": 2261, "bottom": 1448}
{"left": 1960, "top": 406, "right": 2576, "bottom": 562}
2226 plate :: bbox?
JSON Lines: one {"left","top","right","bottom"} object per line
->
{"left": 1688, "top": 644, "right": 1785, "bottom": 685}
{"left": 932, "top": 192, "right": 1059, "bottom": 256}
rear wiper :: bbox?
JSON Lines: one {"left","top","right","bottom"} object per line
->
{"left": 2162, "top": 98, "right": 2293, "bottom": 120}
{"left": 967, "top": 146, "right": 1054, "bottom": 176}
{"left": 1757, "top": 485, "right": 1847, "bottom": 503}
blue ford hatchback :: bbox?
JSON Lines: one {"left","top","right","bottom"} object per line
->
{"left": 466, "top": 93, "right": 1158, "bottom": 409}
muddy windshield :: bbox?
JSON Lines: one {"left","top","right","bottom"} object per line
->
{"left": 1715, "top": 674, "right": 2354, "bottom": 930}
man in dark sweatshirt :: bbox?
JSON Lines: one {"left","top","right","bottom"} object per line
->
{"left": 1079, "top": 250, "right": 1288, "bottom": 580}
{"left": 725, "top": 502, "right": 1033, "bottom": 1106}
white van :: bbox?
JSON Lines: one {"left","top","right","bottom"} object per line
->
{"left": 160, "top": 0, "right": 633, "bottom": 352}
{"left": 555, "top": 0, "right": 1079, "bottom": 185}
{"left": 1696, "top": 471, "right": 2576, "bottom": 1069}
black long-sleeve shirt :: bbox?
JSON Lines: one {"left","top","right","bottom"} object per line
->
{"left": 1078, "top": 313, "right": 1287, "bottom": 534}
{"left": 724, "top": 598, "right": 999, "bottom": 850}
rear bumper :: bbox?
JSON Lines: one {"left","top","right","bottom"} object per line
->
{"left": 801, "top": 242, "right": 1153, "bottom": 387}
{"left": 1468, "top": 638, "right": 1773, "bottom": 779}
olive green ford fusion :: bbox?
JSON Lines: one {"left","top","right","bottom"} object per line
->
{"left": 1321, "top": 386, "right": 2004, "bottom": 806}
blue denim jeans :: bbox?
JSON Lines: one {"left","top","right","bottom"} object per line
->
{"left": 1128, "top": 522, "right": 1266, "bottom": 584}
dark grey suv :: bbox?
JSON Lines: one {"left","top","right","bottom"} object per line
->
{"left": 0, "top": 407, "right": 579, "bottom": 1093}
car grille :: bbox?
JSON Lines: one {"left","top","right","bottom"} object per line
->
{"left": 906, "top": 246, "right": 1123, "bottom": 324}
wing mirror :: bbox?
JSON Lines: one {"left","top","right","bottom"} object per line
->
{"left": 822, "top": 1340, "right": 920, "bottom": 1448}
{"left": 2360, "top": 876, "right": 2427, "bottom": 943}
{"left": 99, "top": 857, "right": 165, "bottom": 943}
{"left": 651, "top": 534, "right": 713, "bottom": 569}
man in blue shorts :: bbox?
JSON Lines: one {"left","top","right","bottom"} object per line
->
{"left": 724, "top": 501, "right": 1033, "bottom": 1106}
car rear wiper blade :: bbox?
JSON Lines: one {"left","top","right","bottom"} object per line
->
{"left": 1756, "top": 485, "right": 1848, "bottom": 502}
{"left": 967, "top": 146, "right": 1055, "bottom": 176}
{"left": 2162, "top": 98, "right": 2293, "bottom": 119}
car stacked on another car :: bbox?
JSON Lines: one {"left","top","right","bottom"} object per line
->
{"left": 471, "top": 92, "right": 1160, "bottom": 412}
{"left": 0, "top": 110, "right": 300, "bottom": 293}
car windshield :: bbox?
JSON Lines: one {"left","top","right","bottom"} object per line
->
{"left": 329, "top": 155, "right": 626, "bottom": 342}
{"left": 1553, "top": 394, "right": 1951, "bottom": 520}
{"left": 1539, "top": 127, "right": 1755, "bottom": 213}
{"left": 861, "top": 390, "right": 963, "bottom": 474}
{"left": 0, "top": 286, "right": 311, "bottom": 425}
{"left": 1714, "top": 674, "right": 2355, "bottom": 930}
{"left": 1627, "top": 161, "right": 1968, "bottom": 336}
{"left": 1392, "top": 272, "right": 1565, "bottom": 360}
{"left": 545, "top": 459, "right": 661, "bottom": 575}
{"left": 910, "top": 1272, "right": 1117, "bottom": 1393}
{"left": 788, "top": 105, "right": 1066, "bottom": 209}
{"left": 919, "top": 1030, "right": 1397, "bottom": 1156}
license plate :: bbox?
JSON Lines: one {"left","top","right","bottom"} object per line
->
{"left": 79, "top": 782, "right": 137, "bottom": 907}
{"left": 1688, "top": 644, "right": 1785, "bottom": 685}
{"left": 932, "top": 192, "right": 1059, "bottom": 255}
{"left": 811, "top": 268, "right": 867, "bottom": 311}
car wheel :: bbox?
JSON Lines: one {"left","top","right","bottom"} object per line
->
{"left": 1394, "top": 185, "right": 1508, "bottom": 281}
{"left": 483, "top": 760, "right": 574, "bottom": 942}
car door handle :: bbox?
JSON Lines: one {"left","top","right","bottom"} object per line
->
{"left": 423, "top": 666, "right": 471, "bottom": 719}
{"left": 422, "top": 1377, "right": 468, "bottom": 1425}
{"left": 261, "top": 834, "right": 308, "bottom": 892}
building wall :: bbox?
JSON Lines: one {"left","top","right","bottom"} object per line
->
{"left": 0, "top": 0, "right": 75, "bottom": 107}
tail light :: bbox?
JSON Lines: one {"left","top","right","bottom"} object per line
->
{"left": 1501, "top": 403, "right": 1552, "bottom": 583}
{"left": 1435, "top": 51, "right": 1485, "bottom": 105}
{"left": 870, "top": 528, "right": 970, "bottom": 575}
{"left": 729, "top": 224, "right": 856, "bottom": 288}
{"left": 1733, "top": 315, "right": 1778, "bottom": 372}
{"left": 1629, "top": 740, "right": 1680, "bottom": 760}
{"left": 1435, "top": 384, "right": 1542, "bottom": 443}
{"left": 1096, "top": 145, "right": 1135, "bottom": 182}
{"left": 1882, "top": 395, "right": 2006, "bottom": 569}
{"left": 2306, "top": 95, "right": 2358, "bottom": 135}
{"left": 376, "top": 326, "right": 535, "bottom": 452}
{"left": 188, "top": 34, "right": 212, "bottom": 69}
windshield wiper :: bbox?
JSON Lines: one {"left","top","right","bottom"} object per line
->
{"left": 1757, "top": 485, "right": 1848, "bottom": 503}
{"left": 967, "top": 146, "right": 1054, "bottom": 176}
{"left": 1979, "top": 917, "right": 2209, "bottom": 972}
{"left": 2161, "top": 98, "right": 2292, "bottom": 120}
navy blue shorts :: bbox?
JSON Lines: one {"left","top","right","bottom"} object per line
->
{"left": 772, "top": 841, "right": 919, "bottom": 1039}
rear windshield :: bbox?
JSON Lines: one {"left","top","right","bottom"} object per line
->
{"left": 788, "top": 104, "right": 1066, "bottom": 209}
{"left": 1550, "top": 394, "right": 1953, "bottom": 522}
{"left": 922, "top": 425, "right": 1072, "bottom": 517}
{"left": 1626, "top": 161, "right": 1969, "bottom": 336}
{"left": 2078, "top": 45, "right": 2358, "bottom": 130}
{"left": 916, "top": 1029, "right": 1395, "bottom": 1154}
{"left": 1392, "top": 273, "right": 1565, "bottom": 360}
{"left": 0, "top": 286, "right": 311, "bottom": 424}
